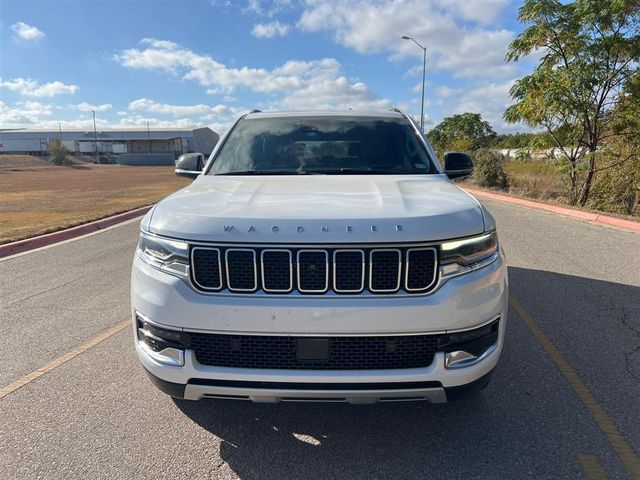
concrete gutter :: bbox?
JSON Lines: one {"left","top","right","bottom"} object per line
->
{"left": 465, "top": 187, "right": 640, "bottom": 233}
{"left": 0, "top": 205, "right": 153, "bottom": 258}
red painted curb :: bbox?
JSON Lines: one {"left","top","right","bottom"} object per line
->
{"left": 0, "top": 205, "right": 153, "bottom": 258}
{"left": 465, "top": 187, "right": 640, "bottom": 233}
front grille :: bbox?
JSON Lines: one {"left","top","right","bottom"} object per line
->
{"left": 189, "top": 332, "right": 442, "bottom": 370}
{"left": 225, "top": 249, "right": 256, "bottom": 291}
{"left": 334, "top": 250, "right": 364, "bottom": 292}
{"left": 370, "top": 250, "right": 401, "bottom": 292}
{"left": 297, "top": 251, "right": 328, "bottom": 292}
{"left": 406, "top": 248, "right": 437, "bottom": 291}
{"left": 191, "top": 244, "right": 438, "bottom": 295}
{"left": 261, "top": 250, "right": 292, "bottom": 292}
{"left": 192, "top": 248, "right": 222, "bottom": 290}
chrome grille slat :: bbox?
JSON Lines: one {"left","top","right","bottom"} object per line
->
{"left": 405, "top": 248, "right": 438, "bottom": 292}
{"left": 369, "top": 249, "right": 401, "bottom": 293}
{"left": 333, "top": 250, "right": 365, "bottom": 293}
{"left": 225, "top": 249, "right": 257, "bottom": 292}
{"left": 297, "top": 250, "right": 329, "bottom": 293}
{"left": 190, "top": 244, "right": 438, "bottom": 296}
{"left": 261, "top": 249, "right": 292, "bottom": 293}
{"left": 191, "top": 247, "right": 222, "bottom": 291}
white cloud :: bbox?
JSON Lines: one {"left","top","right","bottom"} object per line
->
{"left": 451, "top": 79, "right": 519, "bottom": 130}
{"left": 297, "top": 0, "right": 515, "bottom": 79}
{"left": 252, "top": 21, "right": 290, "bottom": 38}
{"left": 279, "top": 77, "right": 392, "bottom": 111}
{"left": 11, "top": 21, "right": 44, "bottom": 41}
{"left": 116, "top": 114, "right": 202, "bottom": 129}
{"left": 0, "top": 77, "right": 78, "bottom": 97}
{"left": 0, "top": 99, "right": 231, "bottom": 132}
{"left": 434, "top": 86, "right": 461, "bottom": 98}
{"left": 242, "top": 0, "right": 293, "bottom": 17}
{"left": 115, "top": 39, "right": 390, "bottom": 110}
{"left": 128, "top": 98, "right": 242, "bottom": 118}
{"left": 0, "top": 100, "right": 53, "bottom": 127}
{"left": 71, "top": 102, "right": 113, "bottom": 112}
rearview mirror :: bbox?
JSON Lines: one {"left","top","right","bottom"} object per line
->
{"left": 444, "top": 152, "right": 473, "bottom": 180}
{"left": 175, "top": 153, "right": 204, "bottom": 178}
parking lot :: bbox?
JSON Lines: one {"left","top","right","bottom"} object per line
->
{"left": 1, "top": 199, "right": 639, "bottom": 479}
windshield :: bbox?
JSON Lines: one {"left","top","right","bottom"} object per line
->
{"left": 208, "top": 116, "right": 437, "bottom": 175}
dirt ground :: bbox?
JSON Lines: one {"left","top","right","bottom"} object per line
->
{"left": 0, "top": 155, "right": 190, "bottom": 244}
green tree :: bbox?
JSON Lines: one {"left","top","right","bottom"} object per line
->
{"left": 591, "top": 72, "right": 640, "bottom": 214}
{"left": 47, "top": 138, "right": 70, "bottom": 166}
{"left": 504, "top": 0, "right": 640, "bottom": 205}
{"left": 428, "top": 113, "right": 496, "bottom": 155}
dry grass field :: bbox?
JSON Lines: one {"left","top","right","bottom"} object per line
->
{"left": 0, "top": 155, "right": 190, "bottom": 244}
{"left": 503, "top": 160, "right": 568, "bottom": 202}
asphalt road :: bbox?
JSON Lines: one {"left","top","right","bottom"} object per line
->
{"left": 1, "top": 200, "right": 639, "bottom": 479}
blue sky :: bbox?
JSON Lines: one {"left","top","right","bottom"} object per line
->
{"left": 0, "top": 0, "right": 537, "bottom": 133}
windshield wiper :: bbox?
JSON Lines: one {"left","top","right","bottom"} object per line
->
{"left": 304, "top": 168, "right": 402, "bottom": 175}
{"left": 216, "top": 170, "right": 315, "bottom": 176}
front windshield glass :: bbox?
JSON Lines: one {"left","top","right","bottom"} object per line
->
{"left": 208, "top": 116, "right": 437, "bottom": 175}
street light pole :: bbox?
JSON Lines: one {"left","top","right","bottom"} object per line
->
{"left": 402, "top": 35, "right": 427, "bottom": 132}
{"left": 92, "top": 110, "right": 98, "bottom": 161}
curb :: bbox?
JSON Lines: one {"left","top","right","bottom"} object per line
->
{"left": 0, "top": 205, "right": 153, "bottom": 258}
{"left": 465, "top": 187, "right": 640, "bottom": 233}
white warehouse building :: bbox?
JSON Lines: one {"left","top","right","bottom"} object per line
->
{"left": 0, "top": 127, "right": 219, "bottom": 159}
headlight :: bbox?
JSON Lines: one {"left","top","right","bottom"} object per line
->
{"left": 137, "top": 231, "right": 189, "bottom": 277}
{"left": 440, "top": 231, "right": 498, "bottom": 277}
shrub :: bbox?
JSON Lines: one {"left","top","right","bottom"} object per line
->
{"left": 587, "top": 159, "right": 640, "bottom": 216}
{"left": 47, "top": 138, "right": 70, "bottom": 166}
{"left": 473, "top": 149, "right": 509, "bottom": 189}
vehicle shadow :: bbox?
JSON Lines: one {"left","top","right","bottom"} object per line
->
{"left": 173, "top": 266, "right": 640, "bottom": 479}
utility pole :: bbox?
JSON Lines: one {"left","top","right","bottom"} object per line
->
{"left": 58, "top": 122, "right": 62, "bottom": 140}
{"left": 92, "top": 110, "right": 98, "bottom": 161}
{"left": 402, "top": 35, "right": 427, "bottom": 132}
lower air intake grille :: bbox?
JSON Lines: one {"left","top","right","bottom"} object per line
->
{"left": 189, "top": 333, "right": 442, "bottom": 370}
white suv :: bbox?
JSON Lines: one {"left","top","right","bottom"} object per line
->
{"left": 131, "top": 110, "right": 508, "bottom": 404}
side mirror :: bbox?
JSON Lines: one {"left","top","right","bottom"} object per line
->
{"left": 444, "top": 152, "right": 473, "bottom": 180}
{"left": 175, "top": 153, "right": 204, "bottom": 178}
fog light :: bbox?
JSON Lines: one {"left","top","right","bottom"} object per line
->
{"left": 445, "top": 350, "right": 479, "bottom": 369}
{"left": 136, "top": 313, "right": 185, "bottom": 367}
{"left": 139, "top": 342, "right": 185, "bottom": 366}
{"left": 442, "top": 318, "right": 500, "bottom": 369}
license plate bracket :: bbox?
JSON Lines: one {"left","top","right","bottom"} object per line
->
{"left": 296, "top": 338, "right": 330, "bottom": 361}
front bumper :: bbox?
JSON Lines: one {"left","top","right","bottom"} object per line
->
{"left": 144, "top": 367, "right": 494, "bottom": 404}
{"left": 132, "top": 250, "right": 507, "bottom": 403}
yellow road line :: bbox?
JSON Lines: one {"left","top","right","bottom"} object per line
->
{"left": 510, "top": 295, "right": 640, "bottom": 479}
{"left": 0, "top": 320, "right": 130, "bottom": 400}
{"left": 578, "top": 454, "right": 609, "bottom": 480}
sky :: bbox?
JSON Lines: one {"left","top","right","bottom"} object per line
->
{"left": 0, "top": 0, "right": 538, "bottom": 134}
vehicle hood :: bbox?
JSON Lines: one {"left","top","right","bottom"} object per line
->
{"left": 148, "top": 174, "right": 486, "bottom": 243}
